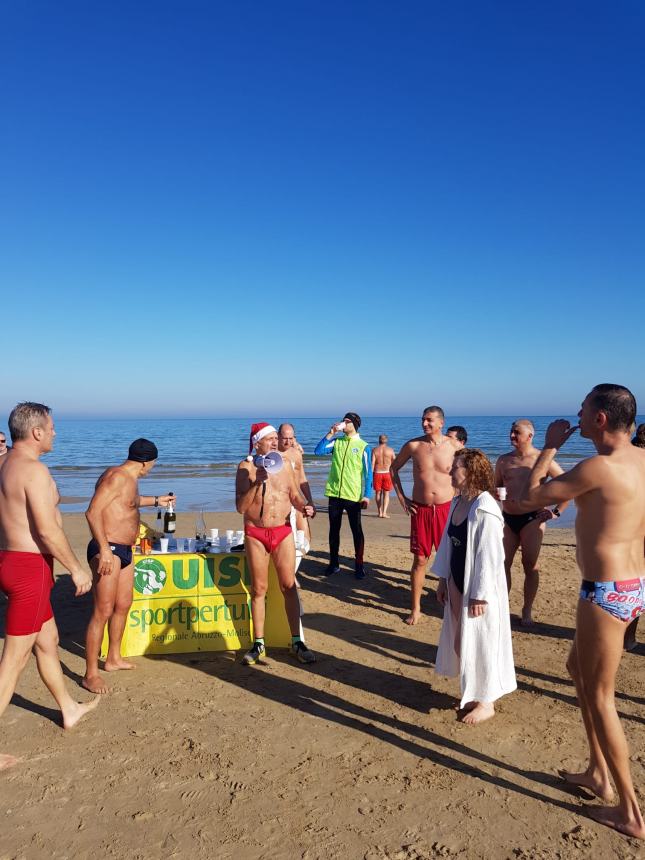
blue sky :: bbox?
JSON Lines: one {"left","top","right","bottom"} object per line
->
{"left": 1, "top": 1, "right": 643, "bottom": 418}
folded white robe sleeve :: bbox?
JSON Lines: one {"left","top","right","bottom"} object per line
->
{"left": 432, "top": 491, "right": 517, "bottom": 709}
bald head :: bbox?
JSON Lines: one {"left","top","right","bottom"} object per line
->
{"left": 510, "top": 419, "right": 534, "bottom": 448}
{"left": 278, "top": 423, "right": 296, "bottom": 451}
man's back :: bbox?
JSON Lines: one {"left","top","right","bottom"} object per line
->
{"left": 373, "top": 444, "right": 395, "bottom": 471}
{"left": 0, "top": 451, "right": 56, "bottom": 553}
{"left": 574, "top": 445, "right": 645, "bottom": 580}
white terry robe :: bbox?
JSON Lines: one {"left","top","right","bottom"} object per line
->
{"left": 431, "top": 491, "right": 516, "bottom": 709}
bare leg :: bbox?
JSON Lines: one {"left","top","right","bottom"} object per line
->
{"left": 0, "top": 627, "right": 39, "bottom": 766}
{"left": 382, "top": 491, "right": 390, "bottom": 518}
{"left": 104, "top": 561, "right": 135, "bottom": 672}
{"left": 518, "top": 520, "right": 546, "bottom": 626}
{"left": 572, "top": 599, "right": 644, "bottom": 838}
{"left": 624, "top": 617, "right": 638, "bottom": 652}
{"left": 502, "top": 525, "right": 520, "bottom": 594}
{"left": 272, "top": 536, "right": 301, "bottom": 636}
{"left": 0, "top": 632, "right": 36, "bottom": 716}
{"left": 559, "top": 636, "right": 614, "bottom": 800}
{"left": 83, "top": 555, "right": 119, "bottom": 693}
{"left": 244, "top": 536, "right": 270, "bottom": 639}
{"left": 406, "top": 554, "right": 429, "bottom": 625}
{"left": 33, "top": 618, "right": 99, "bottom": 729}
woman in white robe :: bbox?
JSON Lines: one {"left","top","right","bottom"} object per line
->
{"left": 432, "top": 448, "right": 516, "bottom": 724}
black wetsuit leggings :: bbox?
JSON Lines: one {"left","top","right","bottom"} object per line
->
{"left": 328, "top": 497, "right": 364, "bottom": 568}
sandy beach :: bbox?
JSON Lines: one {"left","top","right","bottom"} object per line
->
{"left": 1, "top": 507, "right": 643, "bottom": 859}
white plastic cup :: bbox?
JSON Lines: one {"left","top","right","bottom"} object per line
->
{"left": 159, "top": 537, "right": 169, "bottom": 553}
{"left": 226, "top": 529, "right": 234, "bottom": 542}
{"left": 186, "top": 538, "right": 196, "bottom": 553}
{"left": 296, "top": 529, "right": 305, "bottom": 549}
{"left": 336, "top": 421, "right": 347, "bottom": 432}
{"left": 175, "top": 538, "right": 185, "bottom": 553}
{"left": 497, "top": 487, "right": 507, "bottom": 501}
{"left": 209, "top": 528, "right": 219, "bottom": 541}
{"left": 235, "top": 530, "right": 244, "bottom": 543}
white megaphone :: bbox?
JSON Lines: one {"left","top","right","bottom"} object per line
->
{"left": 253, "top": 451, "right": 284, "bottom": 475}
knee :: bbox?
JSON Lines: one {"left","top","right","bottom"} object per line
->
{"left": 522, "top": 561, "right": 538, "bottom": 575}
{"left": 34, "top": 630, "right": 59, "bottom": 653}
{"left": 113, "top": 599, "right": 133, "bottom": 617}
{"left": 93, "top": 602, "right": 114, "bottom": 622}
{"left": 279, "top": 580, "right": 296, "bottom": 596}
{"left": 251, "top": 584, "right": 268, "bottom": 600}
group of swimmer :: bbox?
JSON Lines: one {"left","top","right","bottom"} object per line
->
{"left": 0, "top": 383, "right": 643, "bottom": 839}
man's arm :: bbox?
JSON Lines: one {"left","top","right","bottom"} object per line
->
{"left": 361, "top": 445, "right": 373, "bottom": 505}
{"left": 493, "top": 456, "right": 504, "bottom": 489}
{"left": 314, "top": 433, "right": 336, "bottom": 456}
{"left": 26, "top": 465, "right": 91, "bottom": 596}
{"left": 295, "top": 453, "right": 314, "bottom": 511}
{"left": 86, "top": 471, "right": 128, "bottom": 577}
{"left": 235, "top": 462, "right": 265, "bottom": 515}
{"left": 390, "top": 443, "right": 414, "bottom": 514}
{"left": 520, "top": 421, "right": 593, "bottom": 509}
{"left": 139, "top": 494, "right": 176, "bottom": 507}
{"left": 288, "top": 466, "right": 315, "bottom": 518}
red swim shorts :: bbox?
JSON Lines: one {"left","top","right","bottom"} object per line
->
{"left": 244, "top": 523, "right": 293, "bottom": 554}
{"left": 373, "top": 472, "right": 393, "bottom": 492}
{"left": 0, "top": 550, "right": 55, "bottom": 636}
{"left": 410, "top": 500, "right": 452, "bottom": 557}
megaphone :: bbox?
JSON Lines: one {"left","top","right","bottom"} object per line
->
{"left": 253, "top": 451, "right": 284, "bottom": 475}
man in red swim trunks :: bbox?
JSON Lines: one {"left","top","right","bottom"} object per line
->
{"left": 372, "top": 435, "right": 396, "bottom": 518}
{"left": 0, "top": 402, "right": 99, "bottom": 772}
{"left": 390, "top": 406, "right": 460, "bottom": 625}
{"left": 236, "top": 423, "right": 316, "bottom": 666}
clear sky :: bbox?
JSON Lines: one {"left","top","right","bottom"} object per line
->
{"left": 1, "top": 1, "right": 643, "bottom": 418}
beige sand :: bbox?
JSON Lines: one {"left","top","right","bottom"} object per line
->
{"left": 1, "top": 508, "right": 643, "bottom": 859}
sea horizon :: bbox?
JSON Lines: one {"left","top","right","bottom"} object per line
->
{"left": 10, "top": 414, "right": 640, "bottom": 523}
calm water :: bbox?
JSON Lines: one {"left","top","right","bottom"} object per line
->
{"left": 20, "top": 415, "right": 640, "bottom": 523}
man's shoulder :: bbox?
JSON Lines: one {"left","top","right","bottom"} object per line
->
{"left": 100, "top": 465, "right": 131, "bottom": 485}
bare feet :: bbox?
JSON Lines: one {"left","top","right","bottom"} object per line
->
{"left": 405, "top": 609, "right": 421, "bottom": 626}
{"left": 62, "top": 696, "right": 100, "bottom": 730}
{"left": 460, "top": 702, "right": 495, "bottom": 725}
{"left": 558, "top": 768, "right": 614, "bottom": 802}
{"left": 520, "top": 611, "right": 534, "bottom": 628}
{"left": 103, "top": 658, "right": 136, "bottom": 672}
{"left": 0, "top": 754, "right": 21, "bottom": 772}
{"left": 587, "top": 803, "right": 645, "bottom": 839}
{"left": 383, "top": 514, "right": 390, "bottom": 518}
{"left": 82, "top": 674, "right": 110, "bottom": 694}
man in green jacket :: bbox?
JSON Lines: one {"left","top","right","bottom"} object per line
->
{"left": 315, "top": 412, "right": 373, "bottom": 579}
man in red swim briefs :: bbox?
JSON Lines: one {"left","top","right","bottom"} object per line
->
{"left": 0, "top": 402, "right": 99, "bottom": 772}
{"left": 371, "top": 434, "right": 396, "bottom": 518}
{"left": 390, "top": 406, "right": 460, "bottom": 625}
{"left": 236, "top": 423, "right": 316, "bottom": 666}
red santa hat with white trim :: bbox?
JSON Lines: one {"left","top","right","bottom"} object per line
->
{"left": 248, "top": 422, "right": 277, "bottom": 454}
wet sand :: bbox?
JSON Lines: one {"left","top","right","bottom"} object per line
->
{"left": 1, "top": 507, "right": 643, "bottom": 859}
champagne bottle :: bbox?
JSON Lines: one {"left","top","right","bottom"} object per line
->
{"left": 163, "top": 493, "right": 176, "bottom": 534}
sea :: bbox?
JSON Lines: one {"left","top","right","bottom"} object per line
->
{"left": 32, "top": 415, "right": 643, "bottom": 527}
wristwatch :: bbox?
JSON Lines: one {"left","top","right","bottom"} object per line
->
{"left": 154, "top": 496, "right": 159, "bottom": 507}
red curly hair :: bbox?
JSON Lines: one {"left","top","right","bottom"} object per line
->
{"left": 454, "top": 448, "right": 495, "bottom": 497}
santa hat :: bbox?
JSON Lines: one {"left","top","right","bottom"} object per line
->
{"left": 249, "top": 422, "right": 277, "bottom": 454}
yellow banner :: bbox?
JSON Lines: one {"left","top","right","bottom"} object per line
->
{"left": 101, "top": 552, "right": 292, "bottom": 657}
